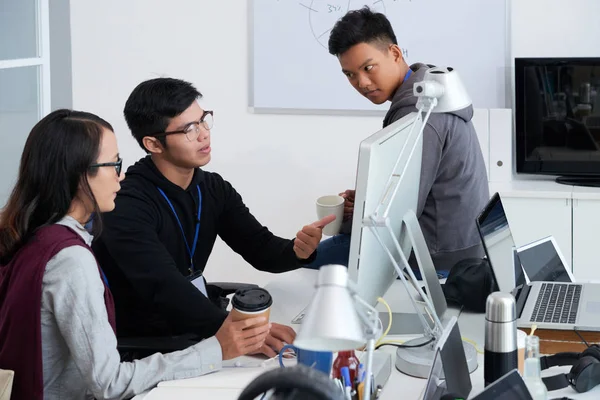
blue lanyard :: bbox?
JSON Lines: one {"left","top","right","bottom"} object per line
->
{"left": 403, "top": 69, "right": 412, "bottom": 84}
{"left": 157, "top": 185, "right": 202, "bottom": 273}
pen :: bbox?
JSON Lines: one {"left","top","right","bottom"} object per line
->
{"left": 357, "top": 381, "right": 365, "bottom": 400}
{"left": 357, "top": 363, "right": 364, "bottom": 382}
{"left": 341, "top": 366, "right": 352, "bottom": 400}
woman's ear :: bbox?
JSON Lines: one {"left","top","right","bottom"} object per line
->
{"left": 142, "top": 136, "right": 165, "bottom": 154}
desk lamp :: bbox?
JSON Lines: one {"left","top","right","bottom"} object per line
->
{"left": 366, "top": 66, "right": 477, "bottom": 378}
{"left": 295, "top": 264, "right": 381, "bottom": 400}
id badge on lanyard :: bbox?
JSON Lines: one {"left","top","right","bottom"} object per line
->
{"left": 157, "top": 185, "right": 207, "bottom": 297}
{"left": 189, "top": 270, "right": 208, "bottom": 297}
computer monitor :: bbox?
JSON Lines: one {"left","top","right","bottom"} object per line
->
{"left": 291, "top": 112, "right": 447, "bottom": 331}
{"left": 347, "top": 112, "right": 445, "bottom": 319}
{"left": 345, "top": 112, "right": 478, "bottom": 378}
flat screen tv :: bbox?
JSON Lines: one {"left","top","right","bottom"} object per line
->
{"left": 515, "top": 57, "right": 600, "bottom": 186}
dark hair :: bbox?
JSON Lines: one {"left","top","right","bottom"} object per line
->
{"left": 123, "top": 77, "right": 202, "bottom": 152}
{"left": 328, "top": 6, "right": 397, "bottom": 56}
{"left": 0, "top": 109, "right": 112, "bottom": 264}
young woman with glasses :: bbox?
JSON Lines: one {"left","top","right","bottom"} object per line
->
{"left": 0, "top": 109, "right": 269, "bottom": 400}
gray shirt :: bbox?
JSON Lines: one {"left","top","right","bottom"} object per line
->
{"left": 41, "top": 216, "right": 223, "bottom": 399}
{"left": 383, "top": 63, "right": 490, "bottom": 270}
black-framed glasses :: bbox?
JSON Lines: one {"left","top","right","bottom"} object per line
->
{"left": 152, "top": 110, "right": 214, "bottom": 142}
{"left": 90, "top": 157, "right": 123, "bottom": 176}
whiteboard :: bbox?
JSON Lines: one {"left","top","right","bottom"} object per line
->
{"left": 249, "top": 0, "right": 509, "bottom": 114}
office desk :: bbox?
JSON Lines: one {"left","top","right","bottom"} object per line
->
{"left": 135, "top": 269, "right": 599, "bottom": 399}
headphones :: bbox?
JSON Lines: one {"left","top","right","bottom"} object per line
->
{"left": 540, "top": 344, "right": 600, "bottom": 393}
{"left": 237, "top": 364, "right": 345, "bottom": 400}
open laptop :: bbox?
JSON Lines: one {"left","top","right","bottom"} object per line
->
{"left": 477, "top": 193, "right": 600, "bottom": 331}
{"left": 516, "top": 236, "right": 575, "bottom": 283}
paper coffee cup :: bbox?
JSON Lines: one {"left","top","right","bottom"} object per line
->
{"left": 316, "top": 195, "right": 344, "bottom": 236}
{"left": 230, "top": 288, "right": 273, "bottom": 329}
{"left": 517, "top": 329, "right": 527, "bottom": 374}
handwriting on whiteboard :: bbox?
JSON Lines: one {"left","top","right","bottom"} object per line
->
{"left": 291, "top": 0, "right": 409, "bottom": 58}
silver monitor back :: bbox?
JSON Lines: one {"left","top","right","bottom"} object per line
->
{"left": 347, "top": 112, "right": 444, "bottom": 314}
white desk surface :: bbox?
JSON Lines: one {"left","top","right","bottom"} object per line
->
{"left": 134, "top": 269, "right": 599, "bottom": 400}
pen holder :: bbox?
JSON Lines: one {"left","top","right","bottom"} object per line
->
{"left": 278, "top": 344, "right": 333, "bottom": 375}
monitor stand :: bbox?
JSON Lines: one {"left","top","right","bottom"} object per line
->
{"left": 379, "top": 307, "right": 461, "bottom": 335}
{"left": 378, "top": 312, "right": 427, "bottom": 335}
{"left": 556, "top": 175, "right": 600, "bottom": 187}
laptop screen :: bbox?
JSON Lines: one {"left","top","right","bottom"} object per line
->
{"left": 476, "top": 193, "right": 526, "bottom": 292}
{"left": 517, "top": 237, "right": 573, "bottom": 283}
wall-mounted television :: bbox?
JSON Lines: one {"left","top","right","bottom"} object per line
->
{"left": 515, "top": 57, "right": 600, "bottom": 186}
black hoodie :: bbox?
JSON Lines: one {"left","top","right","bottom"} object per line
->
{"left": 93, "top": 156, "right": 313, "bottom": 339}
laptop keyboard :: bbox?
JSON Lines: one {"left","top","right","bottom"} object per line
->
{"left": 530, "top": 283, "right": 582, "bottom": 324}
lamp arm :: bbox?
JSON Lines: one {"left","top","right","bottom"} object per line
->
{"left": 362, "top": 336, "right": 376, "bottom": 400}
{"left": 372, "top": 108, "right": 423, "bottom": 219}
{"left": 384, "top": 218, "right": 444, "bottom": 336}
{"left": 373, "top": 98, "right": 437, "bottom": 220}
{"left": 346, "top": 289, "right": 379, "bottom": 400}
{"left": 364, "top": 91, "right": 444, "bottom": 339}
{"left": 350, "top": 293, "right": 380, "bottom": 338}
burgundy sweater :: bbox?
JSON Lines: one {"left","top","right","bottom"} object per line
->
{"left": 0, "top": 224, "right": 116, "bottom": 400}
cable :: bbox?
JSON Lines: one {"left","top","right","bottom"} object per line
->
{"left": 376, "top": 297, "right": 392, "bottom": 347}
{"left": 575, "top": 329, "right": 590, "bottom": 348}
{"left": 375, "top": 337, "right": 434, "bottom": 350}
{"left": 462, "top": 336, "right": 484, "bottom": 354}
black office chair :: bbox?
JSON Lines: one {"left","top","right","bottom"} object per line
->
{"left": 238, "top": 365, "right": 345, "bottom": 400}
{"left": 116, "top": 282, "right": 259, "bottom": 357}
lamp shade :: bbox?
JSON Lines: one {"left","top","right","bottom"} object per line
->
{"left": 294, "top": 265, "right": 366, "bottom": 351}
{"left": 418, "top": 67, "right": 472, "bottom": 113}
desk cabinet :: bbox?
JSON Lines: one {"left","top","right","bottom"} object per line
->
{"left": 489, "top": 181, "right": 574, "bottom": 275}
{"left": 572, "top": 188, "right": 600, "bottom": 281}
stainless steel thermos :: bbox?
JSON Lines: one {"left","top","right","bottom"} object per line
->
{"left": 484, "top": 292, "right": 518, "bottom": 386}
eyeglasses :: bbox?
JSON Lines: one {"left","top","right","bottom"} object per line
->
{"left": 90, "top": 157, "right": 123, "bottom": 176}
{"left": 152, "top": 110, "right": 214, "bottom": 142}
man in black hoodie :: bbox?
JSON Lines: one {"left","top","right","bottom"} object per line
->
{"left": 93, "top": 78, "right": 334, "bottom": 358}
{"left": 306, "top": 7, "right": 489, "bottom": 272}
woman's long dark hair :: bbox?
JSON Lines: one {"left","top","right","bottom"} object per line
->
{"left": 0, "top": 109, "right": 113, "bottom": 264}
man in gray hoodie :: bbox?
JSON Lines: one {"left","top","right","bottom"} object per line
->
{"left": 306, "top": 6, "right": 489, "bottom": 272}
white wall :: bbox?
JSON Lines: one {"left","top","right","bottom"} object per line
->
{"left": 68, "top": 0, "right": 600, "bottom": 286}
{"left": 511, "top": 0, "right": 600, "bottom": 59}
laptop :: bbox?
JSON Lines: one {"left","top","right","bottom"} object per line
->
{"left": 516, "top": 236, "right": 575, "bottom": 284}
{"left": 477, "top": 193, "right": 600, "bottom": 331}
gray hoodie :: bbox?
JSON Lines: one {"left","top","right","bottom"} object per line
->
{"left": 383, "top": 63, "right": 489, "bottom": 270}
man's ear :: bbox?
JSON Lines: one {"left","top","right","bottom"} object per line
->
{"left": 389, "top": 44, "right": 403, "bottom": 63}
{"left": 142, "top": 136, "right": 165, "bottom": 155}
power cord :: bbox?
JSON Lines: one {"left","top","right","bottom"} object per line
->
{"left": 375, "top": 337, "right": 435, "bottom": 350}
{"left": 375, "top": 297, "right": 392, "bottom": 348}
{"left": 375, "top": 296, "right": 482, "bottom": 353}
{"left": 574, "top": 329, "right": 590, "bottom": 348}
